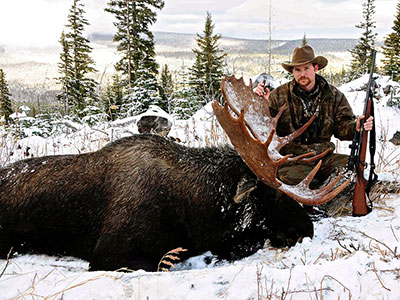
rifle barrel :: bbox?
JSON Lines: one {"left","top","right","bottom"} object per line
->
{"left": 347, "top": 50, "right": 376, "bottom": 172}
{"left": 362, "top": 50, "right": 377, "bottom": 119}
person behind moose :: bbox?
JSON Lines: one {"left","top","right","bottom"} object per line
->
{"left": 255, "top": 45, "right": 373, "bottom": 190}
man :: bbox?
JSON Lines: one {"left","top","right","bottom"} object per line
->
{"left": 255, "top": 45, "right": 373, "bottom": 190}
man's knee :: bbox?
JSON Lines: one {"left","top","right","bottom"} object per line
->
{"left": 278, "top": 164, "right": 313, "bottom": 185}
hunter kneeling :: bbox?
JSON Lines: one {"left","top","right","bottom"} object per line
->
{"left": 254, "top": 45, "right": 374, "bottom": 216}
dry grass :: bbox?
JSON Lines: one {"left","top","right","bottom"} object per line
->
{"left": 0, "top": 247, "right": 13, "bottom": 278}
{"left": 157, "top": 247, "right": 188, "bottom": 272}
{"left": 4, "top": 271, "right": 125, "bottom": 300}
{"left": 255, "top": 265, "right": 352, "bottom": 300}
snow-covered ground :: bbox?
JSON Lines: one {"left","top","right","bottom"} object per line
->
{"left": 0, "top": 75, "right": 399, "bottom": 299}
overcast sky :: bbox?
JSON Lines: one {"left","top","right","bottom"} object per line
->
{"left": 0, "top": 0, "right": 397, "bottom": 47}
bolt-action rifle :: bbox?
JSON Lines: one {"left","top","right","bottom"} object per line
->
{"left": 347, "top": 50, "right": 379, "bottom": 216}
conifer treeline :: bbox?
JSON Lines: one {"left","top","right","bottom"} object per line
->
{"left": 54, "top": 0, "right": 400, "bottom": 120}
{"left": 57, "top": 0, "right": 226, "bottom": 121}
{"left": 382, "top": 1, "right": 400, "bottom": 82}
{"left": 0, "top": 69, "right": 13, "bottom": 124}
{"left": 347, "top": 0, "right": 400, "bottom": 84}
{"left": 57, "top": 0, "right": 97, "bottom": 117}
{"left": 347, "top": 0, "right": 378, "bottom": 80}
{"left": 1, "top": 0, "right": 400, "bottom": 125}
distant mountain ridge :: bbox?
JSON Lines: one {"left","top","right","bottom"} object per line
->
{"left": 89, "top": 31, "right": 360, "bottom": 55}
{"left": 0, "top": 31, "right": 370, "bottom": 105}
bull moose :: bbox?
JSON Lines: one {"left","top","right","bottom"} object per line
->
{"left": 0, "top": 76, "right": 347, "bottom": 271}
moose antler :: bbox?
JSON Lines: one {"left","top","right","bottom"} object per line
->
{"left": 212, "top": 76, "right": 349, "bottom": 205}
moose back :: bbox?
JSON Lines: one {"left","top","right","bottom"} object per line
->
{"left": 0, "top": 134, "right": 313, "bottom": 271}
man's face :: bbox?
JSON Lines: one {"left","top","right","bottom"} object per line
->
{"left": 292, "top": 63, "right": 319, "bottom": 91}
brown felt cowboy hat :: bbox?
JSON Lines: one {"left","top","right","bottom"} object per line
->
{"left": 282, "top": 45, "right": 328, "bottom": 72}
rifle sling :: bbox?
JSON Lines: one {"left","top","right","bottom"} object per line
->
{"left": 365, "top": 96, "right": 378, "bottom": 211}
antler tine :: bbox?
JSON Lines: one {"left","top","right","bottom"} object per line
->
{"left": 265, "top": 127, "right": 292, "bottom": 167}
{"left": 298, "top": 149, "right": 331, "bottom": 164}
{"left": 279, "top": 178, "right": 351, "bottom": 206}
{"left": 213, "top": 75, "right": 350, "bottom": 205}
{"left": 299, "top": 160, "right": 323, "bottom": 187}
{"left": 278, "top": 110, "right": 316, "bottom": 146}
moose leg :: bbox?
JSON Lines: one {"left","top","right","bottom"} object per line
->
{"left": 90, "top": 234, "right": 126, "bottom": 271}
{"left": 90, "top": 233, "right": 155, "bottom": 271}
{"left": 0, "top": 222, "right": 35, "bottom": 258}
{"left": 0, "top": 230, "right": 14, "bottom": 258}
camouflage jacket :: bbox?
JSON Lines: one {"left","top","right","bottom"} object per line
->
{"left": 268, "top": 75, "right": 357, "bottom": 156}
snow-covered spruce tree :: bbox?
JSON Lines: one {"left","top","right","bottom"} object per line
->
{"left": 120, "top": 68, "right": 162, "bottom": 117}
{"left": 57, "top": 31, "right": 74, "bottom": 114}
{"left": 346, "top": 0, "right": 377, "bottom": 82}
{"left": 159, "top": 64, "right": 174, "bottom": 113}
{"left": 0, "top": 68, "right": 13, "bottom": 125}
{"left": 171, "top": 87, "right": 198, "bottom": 120}
{"left": 171, "top": 62, "right": 198, "bottom": 119}
{"left": 57, "top": 0, "right": 98, "bottom": 116}
{"left": 189, "top": 12, "right": 226, "bottom": 107}
{"left": 102, "top": 73, "right": 124, "bottom": 120}
{"left": 382, "top": 1, "right": 400, "bottom": 82}
{"left": 105, "top": 0, "right": 164, "bottom": 116}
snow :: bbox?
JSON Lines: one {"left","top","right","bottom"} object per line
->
{"left": 1, "top": 75, "right": 400, "bottom": 299}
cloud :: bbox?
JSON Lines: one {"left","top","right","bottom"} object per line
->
{"left": 0, "top": 0, "right": 69, "bottom": 46}
{"left": 152, "top": 0, "right": 397, "bottom": 40}
{"left": 220, "top": 0, "right": 394, "bottom": 39}
{"left": 0, "top": 0, "right": 397, "bottom": 47}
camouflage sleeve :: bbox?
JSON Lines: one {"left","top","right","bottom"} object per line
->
{"left": 332, "top": 86, "right": 357, "bottom": 141}
{"left": 266, "top": 86, "right": 283, "bottom": 116}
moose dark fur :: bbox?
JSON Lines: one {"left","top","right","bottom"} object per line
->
{"left": 0, "top": 134, "right": 313, "bottom": 271}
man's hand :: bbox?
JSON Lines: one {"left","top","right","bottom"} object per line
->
{"left": 356, "top": 115, "right": 374, "bottom": 132}
{"left": 254, "top": 82, "right": 270, "bottom": 100}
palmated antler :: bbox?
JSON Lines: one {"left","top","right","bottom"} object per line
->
{"left": 212, "top": 76, "right": 349, "bottom": 205}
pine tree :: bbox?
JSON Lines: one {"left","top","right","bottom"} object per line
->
{"left": 106, "top": 0, "right": 164, "bottom": 87}
{"left": 106, "top": 0, "right": 164, "bottom": 116}
{"left": 189, "top": 12, "right": 226, "bottom": 106}
{"left": 172, "top": 62, "right": 198, "bottom": 119}
{"left": 348, "top": 0, "right": 377, "bottom": 80}
{"left": 159, "top": 64, "right": 174, "bottom": 113}
{"left": 57, "top": 31, "right": 73, "bottom": 114}
{"left": 0, "top": 69, "right": 13, "bottom": 125}
{"left": 102, "top": 73, "right": 124, "bottom": 120}
{"left": 57, "top": 0, "right": 98, "bottom": 116}
{"left": 302, "top": 33, "right": 308, "bottom": 46}
{"left": 121, "top": 68, "right": 162, "bottom": 116}
{"left": 382, "top": 1, "right": 400, "bottom": 82}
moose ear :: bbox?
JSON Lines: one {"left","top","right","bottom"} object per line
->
{"left": 233, "top": 176, "right": 258, "bottom": 203}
